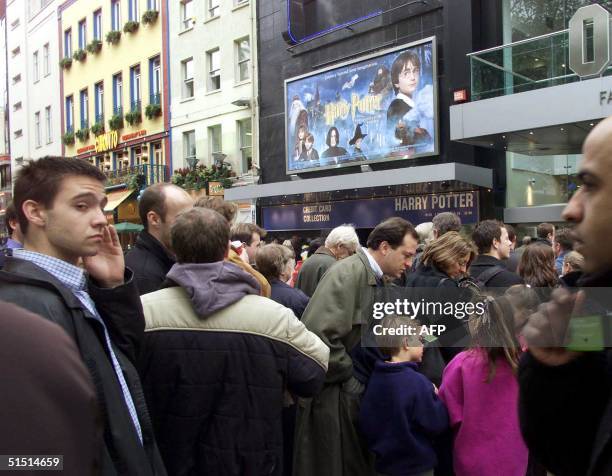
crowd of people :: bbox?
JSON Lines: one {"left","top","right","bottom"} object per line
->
{"left": 1, "top": 117, "right": 612, "bottom": 476}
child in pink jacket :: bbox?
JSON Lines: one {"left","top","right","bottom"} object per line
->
{"left": 439, "top": 289, "right": 538, "bottom": 476}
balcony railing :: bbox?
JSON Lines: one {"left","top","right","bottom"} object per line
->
{"left": 468, "top": 29, "right": 612, "bottom": 101}
{"left": 105, "top": 163, "right": 168, "bottom": 188}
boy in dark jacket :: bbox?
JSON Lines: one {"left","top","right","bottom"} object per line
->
{"left": 360, "top": 315, "right": 449, "bottom": 476}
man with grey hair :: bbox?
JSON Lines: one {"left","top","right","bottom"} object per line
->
{"left": 296, "top": 224, "right": 359, "bottom": 297}
{"left": 432, "top": 212, "right": 462, "bottom": 239}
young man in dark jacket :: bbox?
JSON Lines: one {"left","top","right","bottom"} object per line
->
{"left": 139, "top": 208, "right": 329, "bottom": 476}
{"left": 470, "top": 220, "right": 524, "bottom": 290}
{"left": 519, "top": 116, "right": 612, "bottom": 476}
{"left": 125, "top": 183, "right": 193, "bottom": 295}
{"left": 0, "top": 157, "right": 166, "bottom": 476}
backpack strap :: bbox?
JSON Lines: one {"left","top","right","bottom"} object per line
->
{"left": 477, "top": 265, "right": 506, "bottom": 286}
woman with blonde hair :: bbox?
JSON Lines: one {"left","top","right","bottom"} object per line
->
{"left": 405, "top": 232, "right": 477, "bottom": 383}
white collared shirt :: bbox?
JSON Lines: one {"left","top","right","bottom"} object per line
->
{"left": 363, "top": 248, "right": 384, "bottom": 279}
{"left": 396, "top": 92, "right": 416, "bottom": 109}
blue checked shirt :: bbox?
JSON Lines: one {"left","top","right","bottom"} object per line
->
{"left": 13, "top": 249, "right": 143, "bottom": 444}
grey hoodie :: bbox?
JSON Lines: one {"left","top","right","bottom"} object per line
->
{"left": 166, "top": 261, "right": 260, "bottom": 317}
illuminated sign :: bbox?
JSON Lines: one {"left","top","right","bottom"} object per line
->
{"left": 95, "top": 131, "right": 119, "bottom": 153}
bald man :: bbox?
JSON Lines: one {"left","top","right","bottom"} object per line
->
{"left": 519, "top": 117, "right": 612, "bottom": 476}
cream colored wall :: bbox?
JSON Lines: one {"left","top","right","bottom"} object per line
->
{"left": 61, "top": 0, "right": 164, "bottom": 157}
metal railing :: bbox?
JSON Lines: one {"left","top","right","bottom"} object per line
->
{"left": 105, "top": 163, "right": 169, "bottom": 188}
{"left": 467, "top": 29, "right": 612, "bottom": 101}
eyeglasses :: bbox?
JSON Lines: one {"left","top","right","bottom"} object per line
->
{"left": 399, "top": 67, "right": 419, "bottom": 78}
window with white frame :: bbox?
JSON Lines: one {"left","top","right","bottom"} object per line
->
{"left": 64, "top": 29, "right": 72, "bottom": 58}
{"left": 45, "top": 106, "right": 52, "bottom": 143}
{"left": 180, "top": 0, "right": 193, "bottom": 30}
{"left": 208, "top": 125, "right": 222, "bottom": 156}
{"left": 182, "top": 58, "right": 194, "bottom": 98}
{"left": 33, "top": 51, "right": 39, "bottom": 82}
{"left": 208, "top": 0, "right": 220, "bottom": 18}
{"left": 183, "top": 130, "right": 196, "bottom": 161}
{"left": 207, "top": 49, "right": 220, "bottom": 91}
{"left": 111, "top": 0, "right": 121, "bottom": 30}
{"left": 78, "top": 19, "right": 87, "bottom": 50}
{"left": 93, "top": 10, "right": 102, "bottom": 40}
{"left": 147, "top": 0, "right": 158, "bottom": 10}
{"left": 128, "top": 0, "right": 139, "bottom": 22}
{"left": 65, "top": 95, "right": 74, "bottom": 132}
{"left": 238, "top": 119, "right": 252, "bottom": 172}
{"left": 235, "top": 37, "right": 250, "bottom": 82}
{"left": 43, "top": 44, "right": 50, "bottom": 75}
{"left": 35, "top": 112, "right": 41, "bottom": 147}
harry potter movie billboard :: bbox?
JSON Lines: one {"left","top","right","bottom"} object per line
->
{"left": 285, "top": 37, "right": 438, "bottom": 174}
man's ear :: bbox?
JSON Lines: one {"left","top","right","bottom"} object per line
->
{"left": 147, "top": 210, "right": 161, "bottom": 229}
{"left": 22, "top": 199, "right": 46, "bottom": 228}
{"left": 380, "top": 241, "right": 390, "bottom": 256}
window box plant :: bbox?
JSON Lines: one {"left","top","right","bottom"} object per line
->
{"left": 123, "top": 21, "right": 139, "bottom": 33}
{"left": 75, "top": 127, "right": 90, "bottom": 142}
{"left": 86, "top": 39, "right": 102, "bottom": 54}
{"left": 62, "top": 131, "right": 75, "bottom": 145}
{"left": 106, "top": 30, "right": 122, "bottom": 45}
{"left": 91, "top": 121, "right": 105, "bottom": 135}
{"left": 109, "top": 113, "right": 124, "bottom": 130}
{"left": 145, "top": 103, "right": 162, "bottom": 119}
{"left": 125, "top": 109, "right": 142, "bottom": 126}
{"left": 142, "top": 10, "right": 159, "bottom": 25}
{"left": 72, "top": 49, "right": 86, "bottom": 62}
{"left": 59, "top": 57, "right": 73, "bottom": 69}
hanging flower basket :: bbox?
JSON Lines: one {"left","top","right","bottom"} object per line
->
{"left": 142, "top": 10, "right": 159, "bottom": 25}
{"left": 109, "top": 113, "right": 124, "bottom": 131}
{"left": 72, "top": 49, "right": 87, "bottom": 62}
{"left": 125, "top": 110, "right": 142, "bottom": 126}
{"left": 106, "top": 30, "right": 122, "bottom": 45}
{"left": 145, "top": 103, "right": 162, "bottom": 119}
{"left": 91, "top": 121, "right": 105, "bottom": 135}
{"left": 123, "top": 21, "right": 139, "bottom": 33}
{"left": 86, "top": 39, "right": 102, "bottom": 54}
{"left": 59, "top": 57, "right": 73, "bottom": 69}
{"left": 75, "top": 128, "right": 90, "bottom": 142}
{"left": 62, "top": 131, "right": 75, "bottom": 145}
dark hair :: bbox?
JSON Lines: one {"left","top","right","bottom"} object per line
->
{"left": 554, "top": 227, "right": 574, "bottom": 252}
{"left": 518, "top": 243, "right": 559, "bottom": 288}
{"left": 138, "top": 183, "right": 175, "bottom": 231}
{"left": 307, "top": 237, "right": 323, "bottom": 257}
{"left": 325, "top": 127, "right": 341, "bottom": 147}
{"left": 14, "top": 156, "right": 106, "bottom": 234}
{"left": 472, "top": 220, "right": 503, "bottom": 254}
{"left": 376, "top": 315, "right": 422, "bottom": 357}
{"left": 537, "top": 222, "right": 554, "bottom": 239}
{"left": 171, "top": 208, "right": 229, "bottom": 263}
{"left": 390, "top": 50, "right": 421, "bottom": 94}
{"left": 505, "top": 224, "right": 516, "bottom": 243}
{"left": 366, "top": 217, "right": 418, "bottom": 250}
{"left": 255, "top": 244, "right": 294, "bottom": 281}
{"left": 432, "top": 212, "right": 461, "bottom": 236}
{"left": 194, "top": 196, "right": 237, "bottom": 223}
{"left": 5, "top": 201, "right": 17, "bottom": 237}
{"left": 230, "top": 223, "right": 266, "bottom": 245}
{"left": 304, "top": 133, "right": 315, "bottom": 144}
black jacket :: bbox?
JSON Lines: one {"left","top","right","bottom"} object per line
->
{"left": 270, "top": 278, "right": 309, "bottom": 319}
{"left": 469, "top": 254, "right": 524, "bottom": 289}
{"left": 125, "top": 231, "right": 175, "bottom": 296}
{"left": 519, "top": 270, "right": 612, "bottom": 476}
{"left": 0, "top": 258, "right": 166, "bottom": 476}
{"left": 404, "top": 264, "right": 470, "bottom": 383}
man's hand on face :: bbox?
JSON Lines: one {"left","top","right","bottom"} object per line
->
{"left": 83, "top": 225, "right": 126, "bottom": 288}
{"left": 522, "top": 288, "right": 585, "bottom": 367}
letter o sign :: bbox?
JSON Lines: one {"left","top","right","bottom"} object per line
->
{"left": 569, "top": 4, "right": 611, "bottom": 78}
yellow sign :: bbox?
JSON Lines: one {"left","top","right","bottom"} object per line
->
{"left": 95, "top": 131, "right": 119, "bottom": 153}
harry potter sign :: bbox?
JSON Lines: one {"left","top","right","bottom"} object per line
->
{"left": 285, "top": 37, "right": 438, "bottom": 174}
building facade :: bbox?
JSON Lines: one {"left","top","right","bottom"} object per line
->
{"left": 227, "top": 0, "right": 503, "bottom": 238}
{"left": 6, "top": 0, "right": 62, "bottom": 171}
{"left": 59, "top": 0, "right": 169, "bottom": 187}
{"left": 451, "top": 0, "right": 612, "bottom": 234}
{"left": 168, "top": 0, "right": 257, "bottom": 175}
